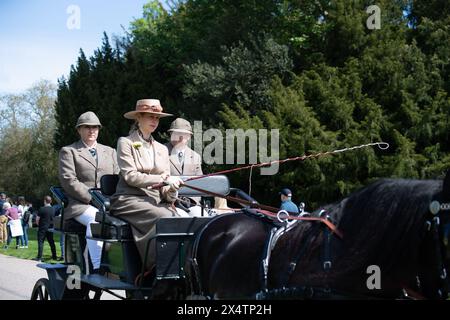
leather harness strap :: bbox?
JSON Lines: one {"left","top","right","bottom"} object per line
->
{"left": 182, "top": 183, "right": 344, "bottom": 239}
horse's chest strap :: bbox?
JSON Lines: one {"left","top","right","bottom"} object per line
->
{"left": 260, "top": 221, "right": 299, "bottom": 290}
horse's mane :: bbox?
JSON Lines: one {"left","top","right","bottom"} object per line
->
{"left": 270, "top": 178, "right": 443, "bottom": 295}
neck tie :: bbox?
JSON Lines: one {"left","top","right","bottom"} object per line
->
{"left": 178, "top": 151, "right": 184, "bottom": 166}
{"left": 89, "top": 148, "right": 97, "bottom": 158}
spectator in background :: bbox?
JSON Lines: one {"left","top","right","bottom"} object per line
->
{"left": 279, "top": 188, "right": 300, "bottom": 214}
{"left": 34, "top": 196, "right": 57, "bottom": 262}
{"left": 3, "top": 202, "right": 22, "bottom": 249}
{"left": 17, "top": 196, "right": 29, "bottom": 248}
{"left": 0, "top": 193, "right": 7, "bottom": 244}
{"left": 26, "top": 202, "right": 34, "bottom": 228}
{"left": 0, "top": 193, "right": 6, "bottom": 212}
{"left": 12, "top": 198, "right": 25, "bottom": 248}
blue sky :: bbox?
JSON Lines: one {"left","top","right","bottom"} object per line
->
{"left": 0, "top": 0, "right": 150, "bottom": 94}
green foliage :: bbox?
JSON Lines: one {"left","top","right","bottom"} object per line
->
{"left": 183, "top": 35, "right": 293, "bottom": 119}
{"left": 0, "top": 80, "right": 58, "bottom": 203}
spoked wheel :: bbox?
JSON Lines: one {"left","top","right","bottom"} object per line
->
{"left": 83, "top": 288, "right": 103, "bottom": 300}
{"left": 31, "top": 278, "right": 54, "bottom": 300}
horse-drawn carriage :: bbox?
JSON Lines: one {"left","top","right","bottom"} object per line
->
{"left": 31, "top": 172, "right": 450, "bottom": 300}
{"left": 30, "top": 174, "right": 250, "bottom": 300}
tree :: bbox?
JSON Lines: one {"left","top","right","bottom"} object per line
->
{"left": 0, "top": 80, "right": 58, "bottom": 203}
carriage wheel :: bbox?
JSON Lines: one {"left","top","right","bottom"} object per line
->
{"left": 83, "top": 288, "right": 103, "bottom": 300}
{"left": 31, "top": 278, "right": 54, "bottom": 300}
{"left": 61, "top": 285, "right": 103, "bottom": 300}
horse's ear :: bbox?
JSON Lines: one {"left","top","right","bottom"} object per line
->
{"left": 442, "top": 169, "right": 450, "bottom": 201}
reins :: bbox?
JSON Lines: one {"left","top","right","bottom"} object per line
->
{"left": 157, "top": 142, "right": 390, "bottom": 238}
{"left": 181, "top": 182, "right": 344, "bottom": 239}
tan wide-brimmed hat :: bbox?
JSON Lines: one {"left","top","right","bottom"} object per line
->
{"left": 76, "top": 111, "right": 102, "bottom": 128}
{"left": 124, "top": 99, "right": 173, "bottom": 119}
{"left": 168, "top": 118, "right": 193, "bottom": 135}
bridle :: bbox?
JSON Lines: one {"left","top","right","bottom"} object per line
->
{"left": 420, "top": 199, "right": 449, "bottom": 298}
{"left": 401, "top": 198, "right": 450, "bottom": 299}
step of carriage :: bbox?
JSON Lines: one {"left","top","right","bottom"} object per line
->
{"left": 79, "top": 274, "right": 150, "bottom": 292}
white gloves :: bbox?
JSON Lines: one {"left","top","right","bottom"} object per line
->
{"left": 164, "top": 176, "right": 184, "bottom": 191}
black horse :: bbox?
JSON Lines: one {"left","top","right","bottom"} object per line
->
{"left": 180, "top": 177, "right": 450, "bottom": 300}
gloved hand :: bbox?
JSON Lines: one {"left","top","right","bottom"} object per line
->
{"left": 166, "top": 190, "right": 178, "bottom": 203}
{"left": 164, "top": 176, "right": 184, "bottom": 191}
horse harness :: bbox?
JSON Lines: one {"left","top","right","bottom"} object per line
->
{"left": 257, "top": 209, "right": 337, "bottom": 299}
{"left": 397, "top": 200, "right": 449, "bottom": 300}
{"left": 412, "top": 200, "right": 449, "bottom": 299}
{"left": 187, "top": 206, "right": 339, "bottom": 299}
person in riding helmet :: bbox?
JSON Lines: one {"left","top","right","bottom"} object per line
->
{"left": 59, "top": 111, "right": 119, "bottom": 272}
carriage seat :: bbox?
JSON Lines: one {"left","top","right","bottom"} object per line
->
{"left": 50, "top": 186, "right": 86, "bottom": 234}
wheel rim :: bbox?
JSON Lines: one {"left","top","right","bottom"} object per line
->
{"left": 31, "top": 279, "right": 52, "bottom": 300}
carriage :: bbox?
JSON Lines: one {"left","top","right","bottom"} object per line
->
{"left": 30, "top": 172, "right": 450, "bottom": 300}
{"left": 30, "top": 174, "right": 252, "bottom": 300}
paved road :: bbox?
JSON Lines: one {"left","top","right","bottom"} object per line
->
{"left": 0, "top": 254, "right": 46, "bottom": 300}
{"left": 0, "top": 254, "right": 120, "bottom": 300}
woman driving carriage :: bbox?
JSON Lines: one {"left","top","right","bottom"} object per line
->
{"left": 109, "top": 99, "right": 184, "bottom": 270}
